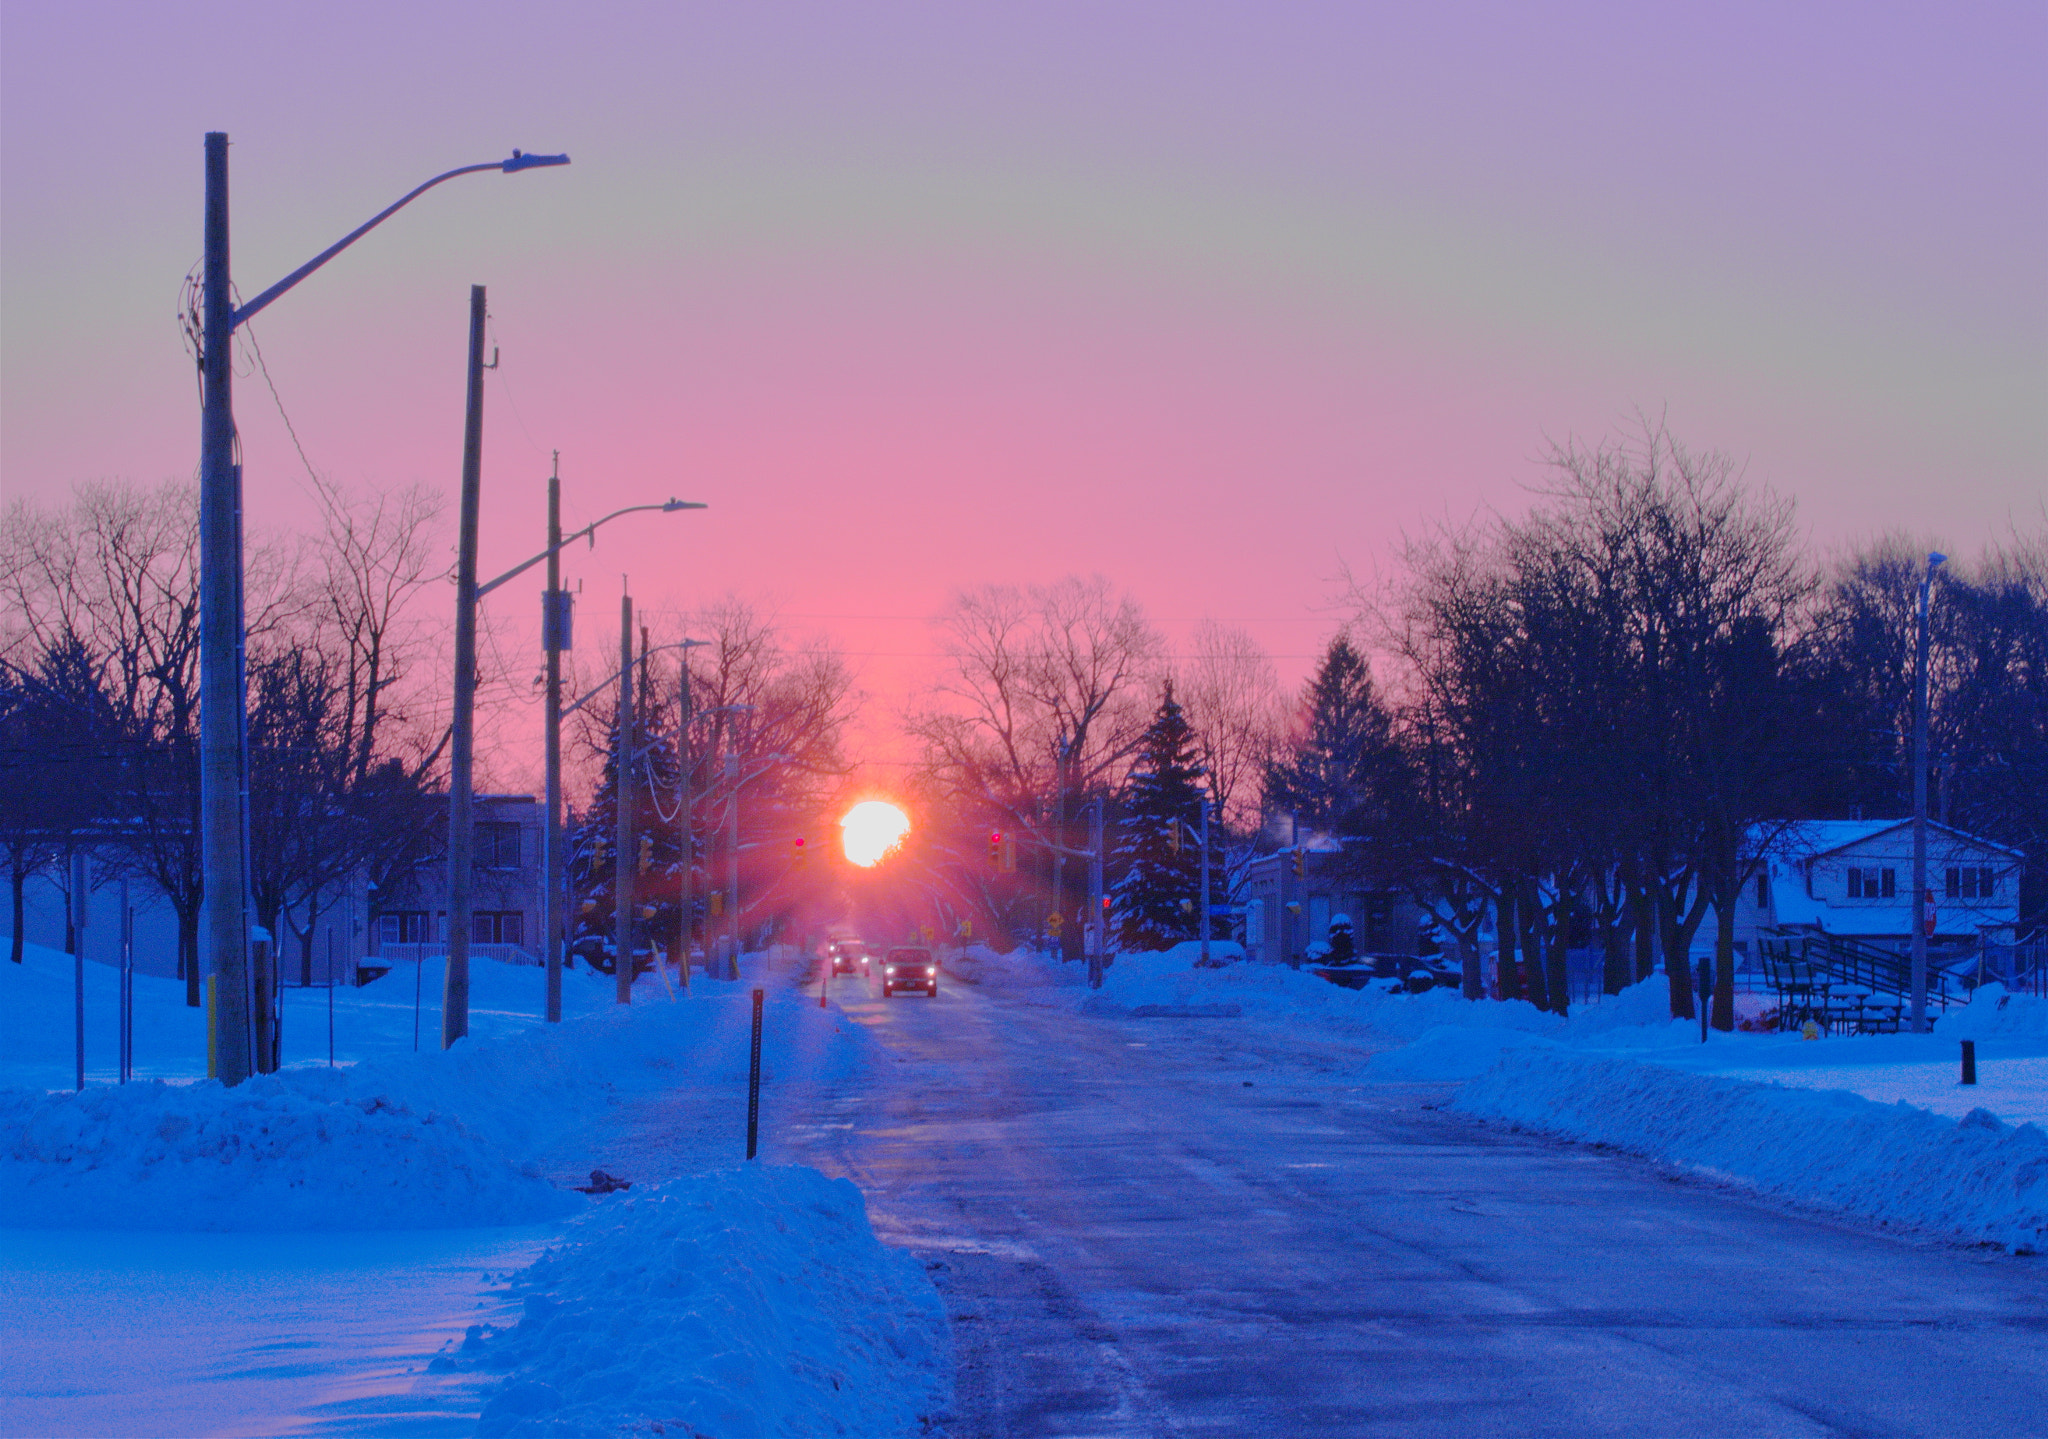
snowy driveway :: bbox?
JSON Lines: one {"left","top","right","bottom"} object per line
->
{"left": 785, "top": 976, "right": 2048, "bottom": 1438}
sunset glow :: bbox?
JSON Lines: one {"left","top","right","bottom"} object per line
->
{"left": 841, "top": 800, "right": 911, "bottom": 867}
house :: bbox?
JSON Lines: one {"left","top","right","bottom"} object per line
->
{"left": 368, "top": 793, "right": 544, "bottom": 967}
{"left": 1238, "top": 846, "right": 1425, "bottom": 965}
{"left": 1741, "top": 818, "right": 2023, "bottom": 955}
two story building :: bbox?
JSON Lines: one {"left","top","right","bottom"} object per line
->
{"left": 1739, "top": 818, "right": 2023, "bottom": 954}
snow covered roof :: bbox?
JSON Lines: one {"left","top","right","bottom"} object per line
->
{"left": 1754, "top": 819, "right": 2023, "bottom": 861}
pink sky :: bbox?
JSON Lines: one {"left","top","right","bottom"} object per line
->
{"left": 4, "top": 1, "right": 2043, "bottom": 780}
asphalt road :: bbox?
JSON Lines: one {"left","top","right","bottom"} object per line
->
{"left": 780, "top": 971, "right": 2048, "bottom": 1439}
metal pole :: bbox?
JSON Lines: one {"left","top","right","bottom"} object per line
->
{"left": 543, "top": 457, "right": 565, "bottom": 1023}
{"left": 746, "top": 986, "right": 763, "bottom": 1159}
{"left": 726, "top": 753, "right": 742, "bottom": 978}
{"left": 72, "top": 851, "right": 87, "bottom": 1090}
{"left": 676, "top": 658, "right": 693, "bottom": 992}
{"left": 1199, "top": 791, "right": 1212, "bottom": 966}
{"left": 200, "top": 132, "right": 252, "bottom": 1085}
{"left": 120, "top": 879, "right": 133, "bottom": 1083}
{"left": 1911, "top": 562, "right": 1934, "bottom": 1033}
{"left": 615, "top": 593, "right": 636, "bottom": 1004}
{"left": 442, "top": 284, "right": 487, "bottom": 1050}
{"left": 327, "top": 927, "right": 335, "bottom": 1067}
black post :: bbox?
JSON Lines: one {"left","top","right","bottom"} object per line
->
{"left": 746, "top": 986, "right": 764, "bottom": 1159}
{"left": 1961, "top": 1039, "right": 1977, "bottom": 1085}
{"left": 1697, "top": 951, "right": 1711, "bottom": 1043}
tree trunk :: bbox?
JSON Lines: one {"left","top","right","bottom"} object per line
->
{"left": 179, "top": 897, "right": 201, "bottom": 1007}
{"left": 1546, "top": 902, "right": 1571, "bottom": 1017}
{"left": 1630, "top": 880, "right": 1656, "bottom": 984}
{"left": 9, "top": 857, "right": 24, "bottom": 963}
{"left": 1518, "top": 878, "right": 1547, "bottom": 1013}
{"left": 1497, "top": 888, "right": 1521, "bottom": 1002}
{"left": 1712, "top": 863, "right": 1738, "bottom": 1033}
{"left": 1600, "top": 886, "right": 1632, "bottom": 995}
{"left": 1661, "top": 885, "right": 1695, "bottom": 1020}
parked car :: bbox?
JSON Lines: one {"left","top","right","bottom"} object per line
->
{"left": 881, "top": 945, "right": 939, "bottom": 997}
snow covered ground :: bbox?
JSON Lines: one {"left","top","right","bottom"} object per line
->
{"left": 0, "top": 943, "right": 949, "bottom": 1437}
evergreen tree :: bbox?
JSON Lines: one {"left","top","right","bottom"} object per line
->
{"left": 569, "top": 701, "right": 686, "bottom": 974}
{"left": 1110, "top": 685, "right": 1209, "bottom": 950}
{"left": 1265, "top": 636, "right": 1403, "bottom": 835}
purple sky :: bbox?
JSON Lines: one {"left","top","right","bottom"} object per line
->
{"left": 4, "top": 1, "right": 2043, "bottom": 771}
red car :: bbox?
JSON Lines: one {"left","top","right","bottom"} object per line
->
{"left": 881, "top": 946, "right": 938, "bottom": 997}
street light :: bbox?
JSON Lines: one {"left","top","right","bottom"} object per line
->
{"left": 1911, "top": 550, "right": 1948, "bottom": 1033}
{"left": 462, "top": 461, "right": 704, "bottom": 1028}
{"left": 197, "top": 133, "right": 567, "bottom": 1086}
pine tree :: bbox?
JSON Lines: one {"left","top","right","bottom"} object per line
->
{"left": 1110, "top": 685, "right": 1208, "bottom": 950}
{"left": 1266, "top": 635, "right": 1402, "bottom": 835}
{"left": 569, "top": 702, "right": 686, "bottom": 974}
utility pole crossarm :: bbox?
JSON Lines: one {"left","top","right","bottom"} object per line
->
{"left": 231, "top": 153, "right": 569, "bottom": 330}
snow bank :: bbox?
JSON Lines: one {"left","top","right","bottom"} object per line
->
{"left": 1939, "top": 983, "right": 2048, "bottom": 1041}
{"left": 0, "top": 986, "right": 882, "bottom": 1230}
{"left": 1365, "top": 1027, "right": 1563, "bottom": 1081}
{"left": 471, "top": 1165, "right": 950, "bottom": 1439}
{"left": 0, "top": 1076, "right": 576, "bottom": 1231}
{"left": 1453, "top": 1049, "right": 2048, "bottom": 1253}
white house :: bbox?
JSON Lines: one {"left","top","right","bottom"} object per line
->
{"left": 1740, "top": 819, "right": 2022, "bottom": 954}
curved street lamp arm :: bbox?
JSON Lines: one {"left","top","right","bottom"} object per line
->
{"left": 562, "top": 639, "right": 709, "bottom": 718}
{"left": 231, "top": 152, "right": 570, "bottom": 330}
{"left": 477, "top": 498, "right": 706, "bottom": 599}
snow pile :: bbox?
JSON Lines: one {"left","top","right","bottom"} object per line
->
{"left": 1453, "top": 1049, "right": 2048, "bottom": 1253}
{"left": 1365, "top": 1027, "right": 1563, "bottom": 1081}
{"left": 0, "top": 1076, "right": 577, "bottom": 1231}
{"left": 1939, "top": 983, "right": 2048, "bottom": 1041}
{"left": 0, "top": 985, "right": 882, "bottom": 1230}
{"left": 471, "top": 1165, "right": 950, "bottom": 1439}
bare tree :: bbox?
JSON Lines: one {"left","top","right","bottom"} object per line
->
{"left": 1175, "top": 620, "right": 1285, "bottom": 835}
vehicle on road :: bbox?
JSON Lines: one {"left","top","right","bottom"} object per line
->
{"left": 828, "top": 939, "right": 868, "bottom": 976}
{"left": 881, "top": 946, "right": 938, "bottom": 997}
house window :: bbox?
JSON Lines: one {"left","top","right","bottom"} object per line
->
{"left": 378, "top": 911, "right": 429, "bottom": 945}
{"left": 1946, "top": 867, "right": 1998, "bottom": 900}
{"left": 471, "top": 911, "right": 525, "bottom": 945}
{"left": 1847, "top": 866, "right": 1895, "bottom": 900}
{"left": 475, "top": 821, "right": 521, "bottom": 869}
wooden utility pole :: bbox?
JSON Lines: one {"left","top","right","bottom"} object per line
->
{"left": 442, "top": 284, "right": 487, "bottom": 1049}
{"left": 614, "top": 593, "right": 636, "bottom": 1004}
{"left": 676, "top": 656, "right": 693, "bottom": 992}
{"left": 543, "top": 457, "right": 567, "bottom": 1023}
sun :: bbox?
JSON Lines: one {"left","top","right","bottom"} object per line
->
{"left": 840, "top": 800, "right": 911, "bottom": 867}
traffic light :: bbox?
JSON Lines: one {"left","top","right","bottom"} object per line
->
{"left": 793, "top": 836, "right": 808, "bottom": 866}
{"left": 1000, "top": 835, "right": 1016, "bottom": 872}
{"left": 709, "top": 891, "right": 724, "bottom": 917}
{"left": 638, "top": 834, "right": 654, "bottom": 874}
{"left": 989, "top": 830, "right": 1003, "bottom": 866}
{"left": 1291, "top": 849, "right": 1305, "bottom": 877}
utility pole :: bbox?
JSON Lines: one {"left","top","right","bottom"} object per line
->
{"left": 615, "top": 593, "right": 636, "bottom": 1004}
{"left": 727, "top": 752, "right": 741, "bottom": 979}
{"left": 442, "top": 284, "right": 487, "bottom": 1050}
{"left": 542, "top": 456, "right": 567, "bottom": 1023}
{"left": 1199, "top": 789, "right": 1212, "bottom": 967}
{"left": 1911, "top": 551, "right": 1947, "bottom": 1032}
{"left": 199, "top": 132, "right": 252, "bottom": 1084}
{"left": 675, "top": 657, "right": 693, "bottom": 992}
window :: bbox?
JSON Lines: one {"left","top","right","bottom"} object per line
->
{"left": 471, "top": 911, "right": 525, "bottom": 945}
{"left": 1846, "top": 866, "right": 1895, "bottom": 900}
{"left": 378, "top": 911, "right": 429, "bottom": 945}
{"left": 1947, "top": 867, "right": 1998, "bottom": 900}
{"left": 1756, "top": 873, "right": 1770, "bottom": 908}
{"left": 475, "top": 821, "right": 521, "bottom": 869}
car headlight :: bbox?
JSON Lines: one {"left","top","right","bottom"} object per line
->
{"left": 926, "top": 966, "right": 936, "bottom": 975}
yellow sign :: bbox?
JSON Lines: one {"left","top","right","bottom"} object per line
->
{"left": 1046, "top": 912, "right": 1064, "bottom": 933}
